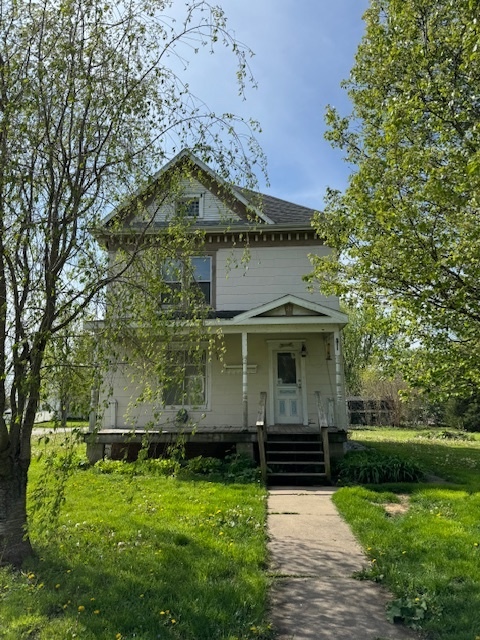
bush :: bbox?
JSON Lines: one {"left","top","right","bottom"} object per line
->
{"left": 224, "top": 452, "right": 261, "bottom": 483}
{"left": 337, "top": 448, "right": 424, "bottom": 484}
{"left": 93, "top": 458, "right": 180, "bottom": 476}
{"left": 184, "top": 455, "right": 223, "bottom": 475}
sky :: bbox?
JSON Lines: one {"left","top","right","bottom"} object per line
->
{"left": 169, "top": 0, "right": 370, "bottom": 210}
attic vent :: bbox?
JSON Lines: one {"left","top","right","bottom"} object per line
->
{"left": 284, "top": 302, "right": 294, "bottom": 316}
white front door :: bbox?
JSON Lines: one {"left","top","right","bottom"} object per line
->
{"left": 274, "top": 351, "right": 302, "bottom": 424}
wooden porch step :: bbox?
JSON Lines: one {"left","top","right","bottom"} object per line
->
{"left": 268, "top": 472, "right": 327, "bottom": 477}
{"left": 268, "top": 460, "right": 325, "bottom": 466}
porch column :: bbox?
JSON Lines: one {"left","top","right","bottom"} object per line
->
{"left": 242, "top": 331, "right": 248, "bottom": 429}
{"left": 334, "top": 329, "right": 347, "bottom": 429}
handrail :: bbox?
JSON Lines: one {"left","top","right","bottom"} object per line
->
{"left": 315, "top": 391, "right": 331, "bottom": 481}
{"left": 256, "top": 391, "right": 268, "bottom": 483}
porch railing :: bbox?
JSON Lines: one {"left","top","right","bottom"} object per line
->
{"left": 256, "top": 391, "right": 268, "bottom": 483}
{"left": 315, "top": 391, "right": 331, "bottom": 481}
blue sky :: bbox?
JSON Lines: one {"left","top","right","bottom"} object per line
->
{"left": 171, "top": 1, "right": 370, "bottom": 209}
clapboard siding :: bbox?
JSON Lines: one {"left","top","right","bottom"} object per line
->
{"left": 99, "top": 332, "right": 340, "bottom": 429}
{"left": 143, "top": 177, "right": 239, "bottom": 224}
{"left": 215, "top": 246, "right": 338, "bottom": 311}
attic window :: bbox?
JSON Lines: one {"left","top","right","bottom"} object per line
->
{"left": 176, "top": 195, "right": 203, "bottom": 218}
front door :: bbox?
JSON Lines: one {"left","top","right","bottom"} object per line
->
{"left": 274, "top": 351, "right": 302, "bottom": 424}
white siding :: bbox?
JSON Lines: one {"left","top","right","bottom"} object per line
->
{"left": 142, "top": 177, "right": 240, "bottom": 224}
{"left": 100, "top": 333, "right": 341, "bottom": 429}
{"left": 216, "top": 246, "right": 338, "bottom": 311}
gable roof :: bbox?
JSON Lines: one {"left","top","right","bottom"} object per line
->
{"left": 100, "top": 149, "right": 318, "bottom": 230}
{"left": 222, "top": 295, "right": 348, "bottom": 327}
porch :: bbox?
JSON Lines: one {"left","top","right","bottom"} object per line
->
{"left": 84, "top": 421, "right": 347, "bottom": 483}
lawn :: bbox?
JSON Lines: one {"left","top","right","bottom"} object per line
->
{"left": 0, "top": 430, "right": 271, "bottom": 640}
{"left": 334, "top": 427, "right": 480, "bottom": 640}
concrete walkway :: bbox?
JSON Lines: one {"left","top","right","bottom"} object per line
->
{"left": 268, "top": 487, "right": 420, "bottom": 640}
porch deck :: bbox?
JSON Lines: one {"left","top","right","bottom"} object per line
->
{"left": 84, "top": 424, "right": 347, "bottom": 464}
{"left": 86, "top": 423, "right": 323, "bottom": 444}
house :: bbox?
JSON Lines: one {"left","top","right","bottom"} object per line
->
{"left": 86, "top": 150, "right": 348, "bottom": 482}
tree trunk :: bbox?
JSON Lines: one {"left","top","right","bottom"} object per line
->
{"left": 0, "top": 458, "right": 33, "bottom": 567}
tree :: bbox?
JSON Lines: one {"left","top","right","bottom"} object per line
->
{"left": 310, "top": 0, "right": 480, "bottom": 397}
{"left": 0, "top": 0, "right": 263, "bottom": 566}
{"left": 40, "top": 327, "right": 95, "bottom": 426}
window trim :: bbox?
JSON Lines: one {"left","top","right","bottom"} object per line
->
{"left": 175, "top": 194, "right": 204, "bottom": 219}
{"left": 162, "top": 347, "right": 210, "bottom": 410}
{"left": 161, "top": 255, "right": 213, "bottom": 306}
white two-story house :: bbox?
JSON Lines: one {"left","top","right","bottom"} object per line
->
{"left": 87, "top": 150, "right": 348, "bottom": 481}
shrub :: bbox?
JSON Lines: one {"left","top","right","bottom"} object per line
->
{"left": 337, "top": 448, "right": 424, "bottom": 484}
{"left": 224, "top": 452, "right": 262, "bottom": 483}
{"left": 184, "top": 455, "right": 223, "bottom": 475}
{"left": 93, "top": 457, "right": 180, "bottom": 476}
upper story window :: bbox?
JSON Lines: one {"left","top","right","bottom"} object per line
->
{"left": 176, "top": 195, "right": 203, "bottom": 219}
{"left": 161, "top": 255, "right": 212, "bottom": 305}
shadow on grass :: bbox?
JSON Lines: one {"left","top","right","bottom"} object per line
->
{"left": 20, "top": 520, "right": 267, "bottom": 640}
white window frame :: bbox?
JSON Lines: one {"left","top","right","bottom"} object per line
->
{"left": 161, "top": 255, "right": 212, "bottom": 305}
{"left": 176, "top": 194, "right": 204, "bottom": 219}
{"left": 162, "top": 347, "right": 210, "bottom": 410}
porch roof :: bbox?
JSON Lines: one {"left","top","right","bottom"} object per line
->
{"left": 207, "top": 295, "right": 348, "bottom": 330}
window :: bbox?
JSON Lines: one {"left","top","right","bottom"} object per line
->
{"left": 163, "top": 350, "right": 206, "bottom": 407}
{"left": 176, "top": 196, "right": 202, "bottom": 218}
{"left": 161, "top": 256, "right": 212, "bottom": 305}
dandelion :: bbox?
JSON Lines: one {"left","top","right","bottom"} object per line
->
{"left": 94, "top": 610, "right": 100, "bottom": 615}
{"left": 160, "top": 611, "right": 165, "bottom": 616}
{"left": 90, "top": 597, "right": 95, "bottom": 601}
{"left": 171, "top": 619, "right": 176, "bottom": 624}
{"left": 55, "top": 584, "right": 61, "bottom": 589}
{"left": 78, "top": 605, "right": 85, "bottom": 612}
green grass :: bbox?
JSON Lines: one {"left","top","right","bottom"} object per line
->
{"left": 334, "top": 427, "right": 480, "bottom": 640}
{"left": 1, "top": 433, "right": 271, "bottom": 640}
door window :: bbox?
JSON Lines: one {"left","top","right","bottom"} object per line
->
{"left": 277, "top": 352, "right": 296, "bottom": 384}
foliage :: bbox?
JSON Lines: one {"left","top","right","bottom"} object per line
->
{"left": 444, "top": 390, "right": 480, "bottom": 432}
{"left": 310, "top": 0, "right": 480, "bottom": 397}
{"left": 5, "top": 441, "right": 270, "bottom": 640}
{"left": 335, "top": 427, "right": 480, "bottom": 639}
{"left": 92, "top": 453, "right": 262, "bottom": 484}
{"left": 94, "top": 457, "right": 181, "bottom": 477}
{"left": 341, "top": 300, "right": 392, "bottom": 395}
{"left": 386, "top": 593, "right": 440, "bottom": 629}
{"left": 0, "top": 0, "right": 264, "bottom": 565}
{"left": 337, "top": 448, "right": 424, "bottom": 484}
{"left": 40, "top": 328, "right": 95, "bottom": 424}
{"left": 352, "top": 427, "right": 480, "bottom": 487}
{"left": 184, "top": 455, "right": 224, "bottom": 475}
{"left": 416, "top": 429, "right": 474, "bottom": 441}
{"left": 223, "top": 453, "right": 262, "bottom": 483}
{"left": 29, "top": 429, "right": 85, "bottom": 541}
